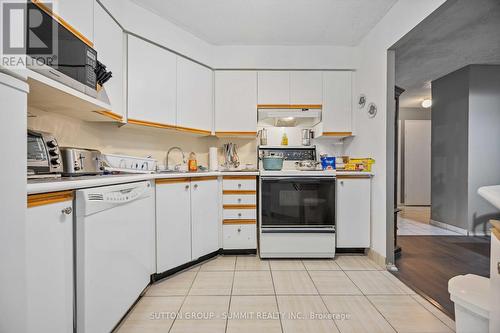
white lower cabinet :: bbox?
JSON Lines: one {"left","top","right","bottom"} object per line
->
{"left": 191, "top": 178, "right": 220, "bottom": 259}
{"left": 336, "top": 177, "right": 371, "bottom": 248}
{"left": 156, "top": 179, "right": 192, "bottom": 273}
{"left": 223, "top": 224, "right": 256, "bottom": 250}
{"left": 26, "top": 194, "right": 74, "bottom": 333}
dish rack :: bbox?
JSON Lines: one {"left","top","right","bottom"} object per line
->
{"left": 101, "top": 153, "right": 157, "bottom": 174}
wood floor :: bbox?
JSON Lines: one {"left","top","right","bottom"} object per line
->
{"left": 392, "top": 235, "right": 490, "bottom": 319}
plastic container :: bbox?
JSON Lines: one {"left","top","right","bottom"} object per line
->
{"left": 188, "top": 152, "right": 198, "bottom": 172}
{"left": 262, "top": 156, "right": 284, "bottom": 170}
{"left": 320, "top": 156, "right": 336, "bottom": 170}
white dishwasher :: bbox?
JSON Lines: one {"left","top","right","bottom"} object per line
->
{"left": 75, "top": 181, "right": 155, "bottom": 333}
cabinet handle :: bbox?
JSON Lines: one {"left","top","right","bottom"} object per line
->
{"left": 194, "top": 184, "right": 198, "bottom": 189}
{"left": 238, "top": 213, "right": 242, "bottom": 217}
{"left": 340, "top": 181, "right": 344, "bottom": 185}
{"left": 237, "top": 228, "right": 241, "bottom": 232}
{"left": 237, "top": 183, "right": 242, "bottom": 188}
{"left": 185, "top": 185, "right": 190, "bottom": 190}
{"left": 237, "top": 198, "right": 242, "bottom": 203}
{"left": 61, "top": 207, "right": 72, "bottom": 215}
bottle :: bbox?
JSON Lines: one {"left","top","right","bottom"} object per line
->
{"left": 188, "top": 152, "right": 197, "bottom": 172}
{"left": 281, "top": 133, "right": 288, "bottom": 146}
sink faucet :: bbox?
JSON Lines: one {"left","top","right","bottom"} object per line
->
{"left": 166, "top": 147, "right": 186, "bottom": 171}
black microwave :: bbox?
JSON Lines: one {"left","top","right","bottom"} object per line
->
{"left": 26, "top": 1, "right": 97, "bottom": 97}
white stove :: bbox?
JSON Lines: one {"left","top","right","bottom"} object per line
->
{"left": 258, "top": 146, "right": 336, "bottom": 259}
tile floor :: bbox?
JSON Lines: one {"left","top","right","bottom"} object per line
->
{"left": 116, "top": 255, "right": 455, "bottom": 333}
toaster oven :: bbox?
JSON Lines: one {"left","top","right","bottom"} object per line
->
{"left": 27, "top": 130, "right": 63, "bottom": 176}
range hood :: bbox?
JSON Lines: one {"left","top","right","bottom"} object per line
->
{"left": 257, "top": 105, "right": 322, "bottom": 127}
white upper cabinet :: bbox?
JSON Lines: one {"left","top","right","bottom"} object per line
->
{"left": 93, "top": 2, "right": 124, "bottom": 118}
{"left": 320, "top": 71, "right": 353, "bottom": 134}
{"left": 127, "top": 35, "right": 177, "bottom": 126}
{"left": 215, "top": 71, "right": 257, "bottom": 134}
{"left": 52, "top": 0, "right": 94, "bottom": 43}
{"left": 257, "top": 71, "right": 290, "bottom": 105}
{"left": 176, "top": 57, "right": 213, "bottom": 133}
{"left": 290, "top": 71, "right": 323, "bottom": 105}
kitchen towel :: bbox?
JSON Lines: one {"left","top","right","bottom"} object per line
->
{"left": 209, "top": 147, "right": 219, "bottom": 171}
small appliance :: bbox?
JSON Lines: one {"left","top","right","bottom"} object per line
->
{"left": 27, "top": 129, "right": 63, "bottom": 178}
{"left": 26, "top": 1, "right": 98, "bottom": 97}
{"left": 301, "top": 129, "right": 313, "bottom": 146}
{"left": 60, "top": 148, "right": 104, "bottom": 176}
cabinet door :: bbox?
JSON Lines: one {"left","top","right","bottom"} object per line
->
{"left": 128, "top": 35, "right": 177, "bottom": 126}
{"left": 322, "top": 71, "right": 352, "bottom": 133}
{"left": 257, "top": 71, "right": 290, "bottom": 105}
{"left": 94, "top": 2, "right": 124, "bottom": 117}
{"left": 191, "top": 179, "right": 220, "bottom": 259}
{"left": 290, "top": 71, "right": 323, "bottom": 105}
{"left": 215, "top": 71, "right": 257, "bottom": 133}
{"left": 52, "top": 0, "right": 94, "bottom": 43}
{"left": 156, "top": 181, "right": 192, "bottom": 273}
{"left": 336, "top": 178, "right": 370, "bottom": 248}
{"left": 26, "top": 199, "right": 73, "bottom": 333}
{"left": 177, "top": 57, "right": 213, "bottom": 132}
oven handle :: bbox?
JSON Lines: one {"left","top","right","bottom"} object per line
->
{"left": 262, "top": 229, "right": 335, "bottom": 234}
{"left": 261, "top": 177, "right": 336, "bottom": 181}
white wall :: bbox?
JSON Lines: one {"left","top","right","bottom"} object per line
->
{"left": 344, "top": 0, "right": 446, "bottom": 258}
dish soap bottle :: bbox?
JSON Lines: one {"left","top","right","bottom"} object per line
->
{"left": 188, "top": 152, "right": 198, "bottom": 172}
{"left": 281, "top": 133, "right": 288, "bottom": 146}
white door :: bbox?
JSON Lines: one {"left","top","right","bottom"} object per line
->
{"left": 257, "top": 71, "right": 290, "bottom": 105}
{"left": 290, "top": 71, "right": 323, "bottom": 105}
{"left": 191, "top": 179, "right": 220, "bottom": 259}
{"left": 176, "top": 57, "right": 213, "bottom": 132}
{"left": 27, "top": 200, "right": 74, "bottom": 333}
{"left": 404, "top": 120, "right": 431, "bottom": 205}
{"left": 214, "top": 71, "right": 257, "bottom": 133}
{"left": 128, "top": 35, "right": 177, "bottom": 126}
{"left": 94, "top": 3, "right": 124, "bottom": 117}
{"left": 156, "top": 180, "right": 192, "bottom": 272}
{"left": 321, "top": 71, "right": 352, "bottom": 133}
{"left": 336, "top": 178, "right": 371, "bottom": 248}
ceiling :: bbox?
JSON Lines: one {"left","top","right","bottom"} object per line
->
{"left": 130, "top": 0, "right": 397, "bottom": 46}
{"left": 394, "top": 0, "right": 500, "bottom": 108}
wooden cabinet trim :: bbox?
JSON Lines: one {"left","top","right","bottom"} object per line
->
{"left": 223, "top": 190, "right": 257, "bottom": 195}
{"left": 491, "top": 220, "right": 500, "bottom": 241}
{"left": 128, "top": 118, "right": 176, "bottom": 130}
{"left": 192, "top": 176, "right": 218, "bottom": 182}
{"left": 156, "top": 178, "right": 191, "bottom": 184}
{"left": 323, "top": 132, "right": 353, "bottom": 137}
{"left": 175, "top": 125, "right": 212, "bottom": 136}
{"left": 223, "top": 219, "right": 257, "bottom": 225}
{"left": 223, "top": 176, "right": 257, "bottom": 180}
{"left": 93, "top": 110, "right": 123, "bottom": 121}
{"left": 223, "top": 204, "right": 257, "bottom": 210}
{"left": 31, "top": 0, "right": 93, "bottom": 48}
{"left": 257, "top": 104, "right": 322, "bottom": 109}
{"left": 28, "top": 191, "right": 73, "bottom": 208}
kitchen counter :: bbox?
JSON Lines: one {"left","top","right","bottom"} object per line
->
{"left": 27, "top": 170, "right": 373, "bottom": 194}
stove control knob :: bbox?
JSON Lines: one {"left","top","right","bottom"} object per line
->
{"left": 46, "top": 140, "right": 57, "bottom": 148}
{"left": 48, "top": 149, "right": 58, "bottom": 156}
{"left": 51, "top": 158, "right": 61, "bottom": 166}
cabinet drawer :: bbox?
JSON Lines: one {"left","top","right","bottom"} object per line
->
{"left": 223, "top": 209, "right": 256, "bottom": 220}
{"left": 223, "top": 224, "right": 256, "bottom": 249}
{"left": 222, "top": 178, "right": 256, "bottom": 191}
{"left": 223, "top": 194, "right": 256, "bottom": 205}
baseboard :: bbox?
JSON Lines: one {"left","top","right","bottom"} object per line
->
{"left": 367, "top": 248, "right": 386, "bottom": 267}
{"left": 430, "top": 219, "right": 468, "bottom": 235}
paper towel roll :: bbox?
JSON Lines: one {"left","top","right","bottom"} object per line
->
{"left": 209, "top": 147, "right": 219, "bottom": 171}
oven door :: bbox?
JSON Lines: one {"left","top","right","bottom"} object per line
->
{"left": 260, "top": 177, "right": 335, "bottom": 228}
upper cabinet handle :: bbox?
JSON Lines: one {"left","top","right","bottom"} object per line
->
{"left": 237, "top": 184, "right": 242, "bottom": 188}
{"left": 61, "top": 207, "right": 73, "bottom": 215}
{"left": 194, "top": 184, "right": 198, "bottom": 189}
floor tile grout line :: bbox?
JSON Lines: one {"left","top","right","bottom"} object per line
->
{"left": 167, "top": 263, "right": 202, "bottom": 333}
{"left": 268, "top": 262, "right": 285, "bottom": 333}
{"left": 224, "top": 258, "right": 237, "bottom": 333}
{"left": 364, "top": 295, "right": 401, "bottom": 333}
{"left": 304, "top": 266, "right": 342, "bottom": 333}
{"left": 409, "top": 294, "right": 457, "bottom": 331}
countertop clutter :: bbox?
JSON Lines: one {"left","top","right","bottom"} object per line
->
{"left": 27, "top": 170, "right": 372, "bottom": 194}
